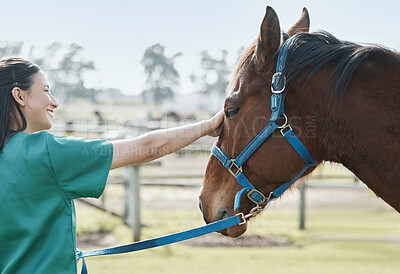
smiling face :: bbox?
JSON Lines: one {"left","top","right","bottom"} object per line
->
{"left": 14, "top": 71, "right": 59, "bottom": 133}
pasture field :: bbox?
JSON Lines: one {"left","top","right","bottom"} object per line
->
{"left": 76, "top": 205, "right": 400, "bottom": 274}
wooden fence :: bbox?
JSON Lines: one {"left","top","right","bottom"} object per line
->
{"left": 56, "top": 122, "right": 365, "bottom": 241}
{"left": 80, "top": 163, "right": 363, "bottom": 241}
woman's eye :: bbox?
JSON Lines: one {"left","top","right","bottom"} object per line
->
{"left": 225, "top": 108, "right": 240, "bottom": 117}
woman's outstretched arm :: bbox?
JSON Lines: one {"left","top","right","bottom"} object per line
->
{"left": 110, "top": 110, "right": 224, "bottom": 170}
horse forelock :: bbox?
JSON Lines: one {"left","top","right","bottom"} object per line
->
{"left": 227, "top": 42, "right": 257, "bottom": 94}
{"left": 227, "top": 30, "right": 293, "bottom": 96}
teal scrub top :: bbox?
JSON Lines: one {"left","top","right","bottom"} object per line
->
{"left": 0, "top": 131, "right": 113, "bottom": 273}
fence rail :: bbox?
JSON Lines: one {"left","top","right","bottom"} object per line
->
{"left": 79, "top": 163, "right": 363, "bottom": 241}
{"left": 64, "top": 122, "right": 365, "bottom": 241}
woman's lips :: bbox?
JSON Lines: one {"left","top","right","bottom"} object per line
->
{"left": 47, "top": 110, "right": 54, "bottom": 118}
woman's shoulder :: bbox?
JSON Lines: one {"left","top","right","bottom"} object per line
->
{"left": 8, "top": 131, "right": 110, "bottom": 157}
{"left": 5, "top": 131, "right": 74, "bottom": 156}
{"left": 11, "top": 131, "right": 51, "bottom": 154}
{"left": 17, "top": 131, "right": 86, "bottom": 151}
{"left": 16, "top": 131, "right": 76, "bottom": 143}
{"left": 11, "top": 131, "right": 51, "bottom": 145}
{"left": 1, "top": 131, "right": 52, "bottom": 163}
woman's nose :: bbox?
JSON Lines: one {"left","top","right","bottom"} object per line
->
{"left": 51, "top": 94, "right": 59, "bottom": 109}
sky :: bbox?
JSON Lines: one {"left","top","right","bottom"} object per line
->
{"left": 1, "top": 0, "right": 399, "bottom": 95}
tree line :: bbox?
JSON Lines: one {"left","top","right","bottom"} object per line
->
{"left": 0, "top": 41, "right": 238, "bottom": 106}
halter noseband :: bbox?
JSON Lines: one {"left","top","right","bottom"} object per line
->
{"left": 212, "top": 37, "right": 318, "bottom": 211}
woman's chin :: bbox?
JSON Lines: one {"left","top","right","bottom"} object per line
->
{"left": 45, "top": 120, "right": 53, "bottom": 130}
{"left": 36, "top": 122, "right": 52, "bottom": 132}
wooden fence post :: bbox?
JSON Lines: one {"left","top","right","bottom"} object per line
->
{"left": 299, "top": 180, "right": 306, "bottom": 230}
{"left": 124, "top": 165, "right": 141, "bottom": 241}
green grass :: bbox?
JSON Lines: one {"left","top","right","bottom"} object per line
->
{"left": 79, "top": 241, "right": 400, "bottom": 274}
{"left": 76, "top": 206, "right": 400, "bottom": 274}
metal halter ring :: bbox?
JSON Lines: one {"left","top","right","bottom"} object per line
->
{"left": 271, "top": 72, "right": 286, "bottom": 94}
{"left": 228, "top": 159, "right": 243, "bottom": 178}
{"left": 276, "top": 114, "right": 288, "bottom": 129}
{"left": 280, "top": 124, "right": 293, "bottom": 136}
{"left": 242, "top": 192, "right": 274, "bottom": 220}
{"left": 237, "top": 213, "right": 247, "bottom": 225}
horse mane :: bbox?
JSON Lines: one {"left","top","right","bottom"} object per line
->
{"left": 229, "top": 31, "right": 400, "bottom": 97}
{"left": 283, "top": 31, "right": 400, "bottom": 96}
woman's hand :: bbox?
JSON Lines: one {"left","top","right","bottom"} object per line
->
{"left": 206, "top": 109, "right": 224, "bottom": 137}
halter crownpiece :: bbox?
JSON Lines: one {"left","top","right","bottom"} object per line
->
{"left": 212, "top": 37, "right": 317, "bottom": 211}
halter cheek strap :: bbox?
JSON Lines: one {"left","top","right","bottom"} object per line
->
{"left": 212, "top": 37, "right": 317, "bottom": 211}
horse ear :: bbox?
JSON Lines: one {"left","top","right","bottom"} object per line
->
{"left": 256, "top": 6, "right": 281, "bottom": 66}
{"left": 287, "top": 8, "right": 310, "bottom": 36}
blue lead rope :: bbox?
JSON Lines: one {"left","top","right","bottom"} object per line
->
{"left": 76, "top": 214, "right": 244, "bottom": 274}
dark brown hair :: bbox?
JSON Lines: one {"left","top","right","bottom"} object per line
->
{"left": 0, "top": 57, "right": 40, "bottom": 152}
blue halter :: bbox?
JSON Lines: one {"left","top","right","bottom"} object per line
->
{"left": 212, "top": 37, "right": 318, "bottom": 211}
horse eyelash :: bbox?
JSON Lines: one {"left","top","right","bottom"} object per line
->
{"left": 225, "top": 108, "right": 240, "bottom": 117}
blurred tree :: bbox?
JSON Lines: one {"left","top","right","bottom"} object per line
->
{"left": 190, "top": 50, "right": 231, "bottom": 96}
{"left": 0, "top": 41, "right": 98, "bottom": 104}
{"left": 141, "top": 43, "right": 181, "bottom": 106}
{"left": 39, "top": 42, "right": 97, "bottom": 104}
{"left": 0, "top": 41, "right": 23, "bottom": 57}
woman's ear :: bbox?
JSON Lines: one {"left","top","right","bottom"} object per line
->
{"left": 11, "top": 87, "right": 26, "bottom": 107}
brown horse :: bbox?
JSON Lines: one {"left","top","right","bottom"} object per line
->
{"left": 199, "top": 6, "right": 400, "bottom": 237}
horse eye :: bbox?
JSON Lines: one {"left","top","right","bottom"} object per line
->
{"left": 225, "top": 108, "right": 240, "bottom": 117}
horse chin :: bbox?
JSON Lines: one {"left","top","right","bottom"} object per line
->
{"left": 220, "top": 222, "right": 248, "bottom": 237}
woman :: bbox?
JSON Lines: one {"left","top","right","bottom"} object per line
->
{"left": 0, "top": 58, "right": 224, "bottom": 273}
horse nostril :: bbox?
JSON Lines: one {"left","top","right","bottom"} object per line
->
{"left": 218, "top": 208, "right": 230, "bottom": 220}
{"left": 198, "top": 198, "right": 204, "bottom": 213}
{"left": 199, "top": 198, "right": 210, "bottom": 223}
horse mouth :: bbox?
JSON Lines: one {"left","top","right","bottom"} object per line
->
{"left": 216, "top": 209, "right": 230, "bottom": 235}
{"left": 216, "top": 209, "right": 247, "bottom": 237}
{"left": 218, "top": 223, "right": 247, "bottom": 237}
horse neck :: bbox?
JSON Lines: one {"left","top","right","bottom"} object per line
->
{"left": 296, "top": 64, "right": 400, "bottom": 211}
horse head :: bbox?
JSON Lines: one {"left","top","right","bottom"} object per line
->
{"left": 199, "top": 7, "right": 318, "bottom": 237}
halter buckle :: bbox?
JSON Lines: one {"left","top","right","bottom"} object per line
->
{"left": 247, "top": 189, "right": 266, "bottom": 204}
{"left": 271, "top": 72, "right": 286, "bottom": 94}
{"left": 228, "top": 159, "right": 242, "bottom": 178}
